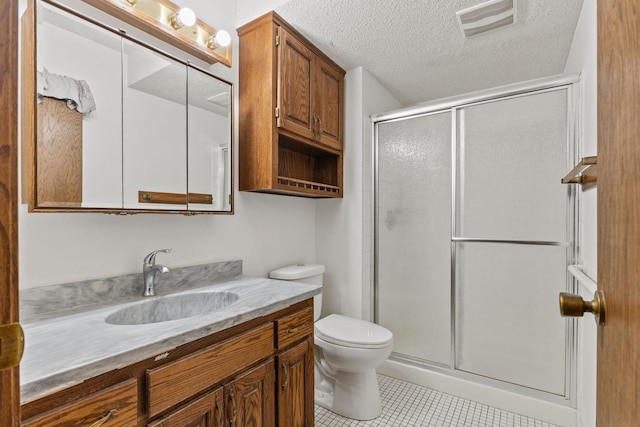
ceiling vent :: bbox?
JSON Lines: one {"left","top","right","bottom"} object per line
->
{"left": 456, "top": 0, "right": 517, "bottom": 38}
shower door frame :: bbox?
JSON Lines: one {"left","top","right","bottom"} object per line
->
{"left": 372, "top": 73, "right": 581, "bottom": 406}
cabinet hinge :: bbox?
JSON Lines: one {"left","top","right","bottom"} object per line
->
{"left": 275, "top": 107, "right": 280, "bottom": 118}
{"left": 275, "top": 35, "right": 280, "bottom": 46}
{"left": 228, "top": 194, "right": 232, "bottom": 205}
{"left": 0, "top": 323, "right": 24, "bottom": 370}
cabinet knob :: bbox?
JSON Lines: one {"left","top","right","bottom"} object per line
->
{"left": 282, "top": 360, "right": 289, "bottom": 391}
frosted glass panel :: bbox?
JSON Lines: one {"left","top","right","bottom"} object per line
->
{"left": 377, "top": 112, "right": 451, "bottom": 365}
{"left": 457, "top": 90, "right": 569, "bottom": 242}
{"left": 456, "top": 243, "right": 567, "bottom": 395}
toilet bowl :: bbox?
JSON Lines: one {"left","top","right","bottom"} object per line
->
{"left": 269, "top": 264, "right": 394, "bottom": 421}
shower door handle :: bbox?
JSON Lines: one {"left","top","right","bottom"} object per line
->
{"left": 559, "top": 290, "right": 606, "bottom": 325}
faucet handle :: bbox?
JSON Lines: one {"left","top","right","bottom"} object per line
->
{"left": 143, "top": 248, "right": 172, "bottom": 265}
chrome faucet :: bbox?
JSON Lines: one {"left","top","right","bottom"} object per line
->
{"left": 143, "top": 249, "right": 171, "bottom": 297}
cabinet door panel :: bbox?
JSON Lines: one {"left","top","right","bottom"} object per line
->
{"left": 226, "top": 360, "right": 275, "bottom": 427}
{"left": 315, "top": 58, "right": 343, "bottom": 149}
{"left": 148, "top": 387, "right": 224, "bottom": 427}
{"left": 278, "top": 27, "right": 315, "bottom": 140}
{"left": 277, "top": 340, "right": 313, "bottom": 427}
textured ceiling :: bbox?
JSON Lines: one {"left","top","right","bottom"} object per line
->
{"left": 272, "top": 0, "right": 584, "bottom": 105}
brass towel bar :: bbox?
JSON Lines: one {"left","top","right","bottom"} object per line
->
{"left": 561, "top": 156, "right": 597, "bottom": 191}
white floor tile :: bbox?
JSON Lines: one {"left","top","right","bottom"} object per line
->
{"left": 314, "top": 374, "right": 559, "bottom": 427}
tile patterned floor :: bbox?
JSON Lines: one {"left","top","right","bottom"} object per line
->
{"left": 314, "top": 374, "right": 560, "bottom": 427}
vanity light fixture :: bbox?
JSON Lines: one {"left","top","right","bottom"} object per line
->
{"left": 83, "top": 0, "right": 232, "bottom": 66}
{"left": 169, "top": 7, "right": 197, "bottom": 30}
{"left": 207, "top": 30, "right": 231, "bottom": 49}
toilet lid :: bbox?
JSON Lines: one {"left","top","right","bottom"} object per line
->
{"left": 315, "top": 314, "right": 393, "bottom": 349}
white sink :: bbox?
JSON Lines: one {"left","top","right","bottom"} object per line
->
{"left": 105, "top": 291, "right": 239, "bottom": 325}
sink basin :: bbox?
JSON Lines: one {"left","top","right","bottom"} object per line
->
{"left": 105, "top": 291, "right": 239, "bottom": 325}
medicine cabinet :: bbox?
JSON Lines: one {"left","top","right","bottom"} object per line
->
{"left": 22, "top": 0, "right": 233, "bottom": 214}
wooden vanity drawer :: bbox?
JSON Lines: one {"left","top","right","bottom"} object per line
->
{"left": 21, "top": 378, "right": 138, "bottom": 427}
{"left": 146, "top": 323, "right": 274, "bottom": 417}
{"left": 276, "top": 307, "right": 313, "bottom": 349}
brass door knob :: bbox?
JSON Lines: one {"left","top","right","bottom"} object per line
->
{"left": 559, "top": 290, "right": 605, "bottom": 325}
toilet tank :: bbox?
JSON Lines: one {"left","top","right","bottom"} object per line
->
{"left": 270, "top": 264, "right": 324, "bottom": 321}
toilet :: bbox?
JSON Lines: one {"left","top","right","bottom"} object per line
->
{"left": 270, "top": 264, "right": 393, "bottom": 421}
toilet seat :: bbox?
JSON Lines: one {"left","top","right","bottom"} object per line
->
{"left": 315, "top": 314, "right": 393, "bottom": 349}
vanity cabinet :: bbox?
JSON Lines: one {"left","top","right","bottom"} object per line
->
{"left": 20, "top": 300, "right": 314, "bottom": 427}
{"left": 238, "top": 12, "right": 345, "bottom": 198}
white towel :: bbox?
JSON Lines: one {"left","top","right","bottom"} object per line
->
{"left": 37, "top": 68, "right": 96, "bottom": 115}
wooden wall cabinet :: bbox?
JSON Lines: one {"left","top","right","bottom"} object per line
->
{"left": 238, "top": 12, "right": 345, "bottom": 198}
{"left": 21, "top": 300, "right": 314, "bottom": 427}
{"left": 35, "top": 98, "right": 83, "bottom": 207}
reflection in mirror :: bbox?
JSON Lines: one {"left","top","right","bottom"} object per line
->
{"left": 122, "top": 39, "right": 187, "bottom": 210}
{"left": 36, "top": 1, "right": 122, "bottom": 208}
{"left": 187, "top": 68, "right": 232, "bottom": 212}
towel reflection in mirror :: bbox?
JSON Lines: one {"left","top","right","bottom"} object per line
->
{"left": 37, "top": 67, "right": 96, "bottom": 114}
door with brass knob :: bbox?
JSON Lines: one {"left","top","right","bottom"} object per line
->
{"left": 559, "top": 290, "right": 606, "bottom": 326}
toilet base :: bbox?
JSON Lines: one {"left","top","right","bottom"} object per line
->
{"left": 315, "top": 368, "right": 382, "bottom": 421}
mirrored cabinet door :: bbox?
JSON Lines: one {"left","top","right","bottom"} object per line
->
{"left": 187, "top": 67, "right": 232, "bottom": 212}
{"left": 122, "top": 39, "right": 187, "bottom": 211}
{"left": 27, "top": 0, "right": 234, "bottom": 214}
{"left": 36, "top": 1, "right": 123, "bottom": 209}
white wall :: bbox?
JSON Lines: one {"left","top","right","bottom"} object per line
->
{"left": 19, "top": 0, "right": 317, "bottom": 289}
{"left": 563, "top": 1, "right": 597, "bottom": 426}
{"left": 316, "top": 67, "right": 401, "bottom": 319}
{"left": 235, "top": 0, "right": 290, "bottom": 27}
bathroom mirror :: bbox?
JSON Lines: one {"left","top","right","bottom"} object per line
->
{"left": 27, "top": 0, "right": 233, "bottom": 213}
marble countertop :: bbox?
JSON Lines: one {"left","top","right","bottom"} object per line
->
{"left": 21, "top": 275, "right": 321, "bottom": 404}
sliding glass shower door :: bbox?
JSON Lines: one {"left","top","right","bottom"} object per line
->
{"left": 376, "top": 111, "right": 452, "bottom": 366}
{"left": 375, "top": 80, "right": 577, "bottom": 399}
{"left": 455, "top": 90, "right": 571, "bottom": 395}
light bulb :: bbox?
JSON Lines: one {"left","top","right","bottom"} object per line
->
{"left": 170, "top": 7, "right": 196, "bottom": 29}
{"left": 207, "top": 30, "right": 231, "bottom": 49}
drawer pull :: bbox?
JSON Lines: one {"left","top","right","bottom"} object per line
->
{"left": 88, "top": 409, "right": 117, "bottom": 427}
{"left": 228, "top": 389, "right": 237, "bottom": 426}
{"left": 286, "top": 321, "right": 307, "bottom": 334}
{"left": 215, "top": 396, "right": 224, "bottom": 427}
{"left": 282, "top": 360, "right": 289, "bottom": 391}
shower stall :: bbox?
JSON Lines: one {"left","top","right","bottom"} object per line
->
{"left": 373, "top": 75, "right": 579, "bottom": 405}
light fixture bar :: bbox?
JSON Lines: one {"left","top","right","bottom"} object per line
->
{"left": 80, "top": 0, "right": 232, "bottom": 66}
